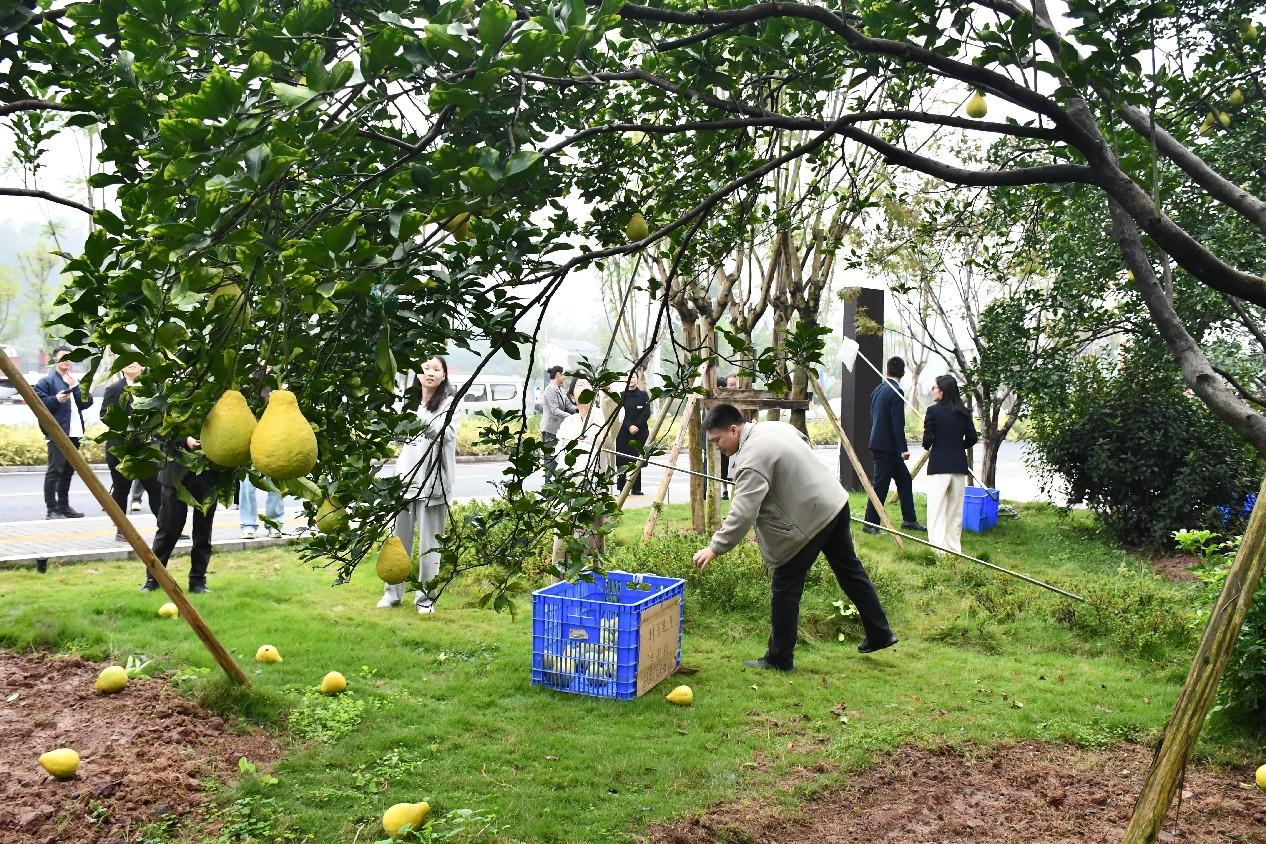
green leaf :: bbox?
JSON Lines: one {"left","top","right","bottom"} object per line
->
{"left": 460, "top": 166, "right": 499, "bottom": 196}
{"left": 478, "top": 1, "right": 513, "bottom": 49}
{"left": 271, "top": 81, "right": 317, "bottom": 107}
{"left": 171, "top": 66, "right": 243, "bottom": 120}
{"left": 375, "top": 327, "right": 397, "bottom": 389}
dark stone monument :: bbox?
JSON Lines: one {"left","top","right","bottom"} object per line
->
{"left": 839, "top": 288, "right": 885, "bottom": 491}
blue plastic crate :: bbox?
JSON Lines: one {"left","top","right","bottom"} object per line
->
{"left": 962, "top": 487, "right": 1000, "bottom": 532}
{"left": 1216, "top": 493, "right": 1257, "bottom": 525}
{"left": 532, "top": 571, "right": 685, "bottom": 700}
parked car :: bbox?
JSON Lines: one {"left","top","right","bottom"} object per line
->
{"left": 454, "top": 375, "right": 530, "bottom": 417}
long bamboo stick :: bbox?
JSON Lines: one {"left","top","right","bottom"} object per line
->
{"left": 0, "top": 348, "right": 250, "bottom": 686}
{"left": 807, "top": 371, "right": 903, "bottom": 549}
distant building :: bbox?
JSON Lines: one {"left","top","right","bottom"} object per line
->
{"left": 542, "top": 338, "right": 602, "bottom": 371}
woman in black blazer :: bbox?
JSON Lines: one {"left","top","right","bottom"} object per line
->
{"left": 922, "top": 375, "right": 978, "bottom": 554}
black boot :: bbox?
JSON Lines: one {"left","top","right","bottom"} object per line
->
{"left": 188, "top": 579, "right": 211, "bottom": 594}
{"left": 139, "top": 577, "right": 159, "bottom": 592}
{"left": 59, "top": 504, "right": 84, "bottom": 518}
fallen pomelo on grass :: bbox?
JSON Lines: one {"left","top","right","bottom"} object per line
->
{"left": 39, "top": 748, "right": 80, "bottom": 780}
{"left": 320, "top": 671, "right": 347, "bottom": 695}
{"left": 95, "top": 665, "right": 129, "bottom": 694}
{"left": 1256, "top": 763, "right": 1266, "bottom": 790}
{"left": 665, "top": 685, "right": 694, "bottom": 705}
{"left": 256, "top": 645, "right": 283, "bottom": 664}
{"left": 382, "top": 801, "right": 430, "bottom": 838}
{"left": 158, "top": 602, "right": 179, "bottom": 618}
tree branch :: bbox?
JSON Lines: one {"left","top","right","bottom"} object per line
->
{"left": 1224, "top": 294, "right": 1266, "bottom": 354}
{"left": 0, "top": 99, "right": 84, "bottom": 118}
{"left": 1212, "top": 364, "right": 1266, "bottom": 410}
{"left": 0, "top": 187, "right": 92, "bottom": 215}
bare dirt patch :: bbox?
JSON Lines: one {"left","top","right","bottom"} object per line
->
{"left": 648, "top": 742, "right": 1264, "bottom": 843}
{"left": 1150, "top": 553, "right": 1203, "bottom": 582}
{"left": 0, "top": 651, "right": 281, "bottom": 843}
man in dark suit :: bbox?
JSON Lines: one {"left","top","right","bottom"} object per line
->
{"left": 862, "top": 357, "right": 924, "bottom": 534}
{"left": 101, "top": 362, "right": 161, "bottom": 537}
{"left": 142, "top": 434, "right": 221, "bottom": 594}
{"left": 33, "top": 346, "right": 94, "bottom": 519}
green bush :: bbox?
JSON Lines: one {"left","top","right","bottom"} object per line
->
{"left": 1178, "top": 529, "right": 1266, "bottom": 728}
{"left": 455, "top": 414, "right": 540, "bottom": 456}
{"left": 1053, "top": 564, "right": 1196, "bottom": 660}
{"left": 1026, "top": 361, "right": 1263, "bottom": 547}
{"left": 0, "top": 424, "right": 106, "bottom": 465}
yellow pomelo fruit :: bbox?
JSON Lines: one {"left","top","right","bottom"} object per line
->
{"left": 250, "top": 389, "right": 318, "bottom": 480}
{"left": 95, "top": 665, "right": 129, "bottom": 694}
{"left": 316, "top": 498, "right": 349, "bottom": 533}
{"left": 965, "top": 91, "right": 987, "bottom": 119}
{"left": 158, "top": 602, "right": 179, "bottom": 618}
{"left": 255, "top": 645, "right": 283, "bottom": 664}
{"left": 1243, "top": 21, "right": 1259, "bottom": 42}
{"left": 625, "top": 212, "right": 649, "bottom": 242}
{"left": 1229, "top": 87, "right": 1245, "bottom": 108}
{"left": 209, "top": 281, "right": 243, "bottom": 310}
{"left": 201, "top": 390, "right": 257, "bottom": 468}
{"left": 382, "top": 802, "right": 430, "bottom": 838}
{"left": 39, "top": 748, "right": 80, "bottom": 779}
{"left": 1218, "top": 110, "right": 1232, "bottom": 128}
{"left": 376, "top": 536, "right": 412, "bottom": 585}
{"left": 320, "top": 671, "right": 347, "bottom": 695}
{"left": 665, "top": 684, "right": 694, "bottom": 705}
{"left": 1256, "top": 763, "right": 1266, "bottom": 789}
{"left": 444, "top": 212, "right": 473, "bottom": 239}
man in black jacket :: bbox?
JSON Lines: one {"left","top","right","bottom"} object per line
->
{"left": 142, "top": 435, "right": 221, "bottom": 594}
{"left": 862, "top": 357, "right": 924, "bottom": 534}
{"left": 33, "top": 346, "right": 94, "bottom": 519}
{"left": 101, "top": 362, "right": 161, "bottom": 535}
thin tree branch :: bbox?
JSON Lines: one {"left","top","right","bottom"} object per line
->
{"left": 0, "top": 187, "right": 92, "bottom": 215}
{"left": 0, "top": 99, "right": 84, "bottom": 117}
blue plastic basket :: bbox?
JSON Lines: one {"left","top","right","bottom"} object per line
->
{"left": 531, "top": 571, "right": 685, "bottom": 700}
{"left": 962, "top": 487, "right": 1000, "bottom": 532}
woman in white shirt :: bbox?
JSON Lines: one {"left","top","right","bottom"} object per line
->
{"left": 553, "top": 378, "right": 608, "bottom": 481}
{"left": 378, "top": 357, "right": 457, "bottom": 613}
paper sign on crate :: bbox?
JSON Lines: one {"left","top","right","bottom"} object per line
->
{"left": 636, "top": 596, "right": 681, "bottom": 696}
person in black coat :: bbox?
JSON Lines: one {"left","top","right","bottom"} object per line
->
{"left": 615, "top": 370, "right": 651, "bottom": 495}
{"left": 862, "top": 357, "right": 924, "bottom": 534}
{"left": 101, "top": 363, "right": 161, "bottom": 533}
{"left": 142, "top": 434, "right": 221, "bottom": 594}
{"left": 33, "top": 346, "right": 94, "bottom": 519}
{"left": 922, "top": 375, "right": 978, "bottom": 555}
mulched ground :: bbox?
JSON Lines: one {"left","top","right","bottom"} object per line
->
{"left": 1150, "top": 553, "right": 1203, "bottom": 582}
{"left": 0, "top": 652, "right": 281, "bottom": 844}
{"left": 648, "top": 742, "right": 1265, "bottom": 843}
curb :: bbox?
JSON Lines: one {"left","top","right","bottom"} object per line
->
{"left": 0, "top": 534, "right": 301, "bottom": 570}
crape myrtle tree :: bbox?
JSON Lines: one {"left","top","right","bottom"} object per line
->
{"left": 6, "top": 1, "right": 1266, "bottom": 836}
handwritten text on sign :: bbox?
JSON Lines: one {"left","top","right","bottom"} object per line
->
{"left": 637, "top": 597, "right": 681, "bottom": 697}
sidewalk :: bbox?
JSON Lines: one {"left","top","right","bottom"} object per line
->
{"left": 0, "top": 513, "right": 302, "bottom": 570}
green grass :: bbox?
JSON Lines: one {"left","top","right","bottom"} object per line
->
{"left": 0, "top": 493, "right": 1251, "bottom": 843}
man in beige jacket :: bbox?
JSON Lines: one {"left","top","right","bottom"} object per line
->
{"left": 692, "top": 404, "right": 897, "bottom": 670}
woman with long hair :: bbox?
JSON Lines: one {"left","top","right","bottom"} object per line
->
{"left": 922, "top": 375, "right": 978, "bottom": 555}
{"left": 615, "top": 369, "right": 650, "bottom": 495}
{"left": 378, "top": 356, "right": 457, "bottom": 613}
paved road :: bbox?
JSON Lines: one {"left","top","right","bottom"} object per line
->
{"left": 0, "top": 441, "right": 1050, "bottom": 524}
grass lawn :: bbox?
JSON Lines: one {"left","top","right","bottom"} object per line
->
{"left": 0, "top": 493, "right": 1252, "bottom": 842}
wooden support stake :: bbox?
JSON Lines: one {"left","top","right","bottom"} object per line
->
{"left": 807, "top": 371, "right": 903, "bottom": 550}
{"left": 1122, "top": 474, "right": 1266, "bottom": 843}
{"left": 0, "top": 348, "right": 250, "bottom": 687}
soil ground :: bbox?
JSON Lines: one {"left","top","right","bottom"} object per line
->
{"left": 0, "top": 652, "right": 280, "bottom": 844}
{"left": 1150, "top": 553, "right": 1203, "bottom": 582}
{"left": 648, "top": 742, "right": 1265, "bottom": 843}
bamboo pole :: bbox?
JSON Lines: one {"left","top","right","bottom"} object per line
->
{"left": 641, "top": 393, "right": 698, "bottom": 543}
{"left": 887, "top": 448, "right": 931, "bottom": 504}
{"left": 1122, "top": 475, "right": 1266, "bottom": 843}
{"left": 807, "top": 371, "right": 903, "bottom": 550}
{"left": 0, "top": 348, "right": 250, "bottom": 686}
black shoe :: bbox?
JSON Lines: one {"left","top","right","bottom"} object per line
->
{"left": 744, "top": 657, "right": 793, "bottom": 672}
{"left": 115, "top": 532, "right": 127, "bottom": 542}
{"left": 179, "top": 533, "right": 190, "bottom": 540}
{"left": 721, "top": 492, "right": 729, "bottom": 501}
{"left": 46, "top": 510, "right": 65, "bottom": 520}
{"left": 59, "top": 505, "right": 84, "bottom": 518}
{"left": 188, "top": 581, "right": 211, "bottom": 594}
{"left": 140, "top": 578, "right": 159, "bottom": 592}
{"left": 861, "top": 524, "right": 880, "bottom": 535}
{"left": 902, "top": 522, "right": 927, "bottom": 532}
{"left": 857, "top": 635, "right": 899, "bottom": 654}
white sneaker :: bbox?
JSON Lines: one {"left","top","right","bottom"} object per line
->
{"left": 129, "top": 501, "right": 142, "bottom": 512}
{"left": 416, "top": 602, "right": 435, "bottom": 614}
{"left": 377, "top": 596, "right": 401, "bottom": 609}
{"left": 241, "top": 528, "right": 256, "bottom": 539}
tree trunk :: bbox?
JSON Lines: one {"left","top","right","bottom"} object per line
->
{"left": 979, "top": 433, "right": 1001, "bottom": 489}
{"left": 790, "top": 364, "right": 809, "bottom": 435}
{"left": 1122, "top": 475, "right": 1266, "bottom": 843}
{"left": 767, "top": 309, "right": 788, "bottom": 421}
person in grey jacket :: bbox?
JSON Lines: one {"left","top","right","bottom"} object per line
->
{"left": 692, "top": 403, "right": 896, "bottom": 671}
{"left": 540, "top": 365, "right": 577, "bottom": 476}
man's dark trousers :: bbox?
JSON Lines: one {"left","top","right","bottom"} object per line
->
{"left": 44, "top": 438, "right": 79, "bottom": 511}
{"left": 152, "top": 471, "right": 218, "bottom": 585}
{"left": 765, "top": 504, "right": 892, "bottom": 669}
{"left": 863, "top": 450, "right": 918, "bottom": 526}
{"left": 107, "top": 451, "right": 161, "bottom": 516}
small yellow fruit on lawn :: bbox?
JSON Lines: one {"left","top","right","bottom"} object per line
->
{"left": 666, "top": 685, "right": 694, "bottom": 705}
{"left": 315, "top": 497, "right": 349, "bottom": 533}
{"left": 625, "top": 212, "right": 650, "bottom": 242}
{"left": 320, "top": 671, "right": 347, "bottom": 695}
{"left": 158, "top": 602, "right": 179, "bottom": 618}
{"left": 95, "top": 665, "right": 129, "bottom": 694}
{"left": 382, "top": 801, "right": 430, "bottom": 838}
{"left": 965, "top": 91, "right": 988, "bottom": 119}
{"left": 1256, "top": 763, "right": 1266, "bottom": 789}
{"left": 39, "top": 748, "right": 80, "bottom": 780}
{"left": 255, "top": 645, "right": 283, "bottom": 664}
{"left": 251, "top": 389, "right": 318, "bottom": 480}
{"left": 376, "top": 536, "right": 412, "bottom": 585}
{"left": 201, "top": 390, "right": 257, "bottom": 468}
{"left": 1229, "top": 87, "right": 1245, "bottom": 108}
